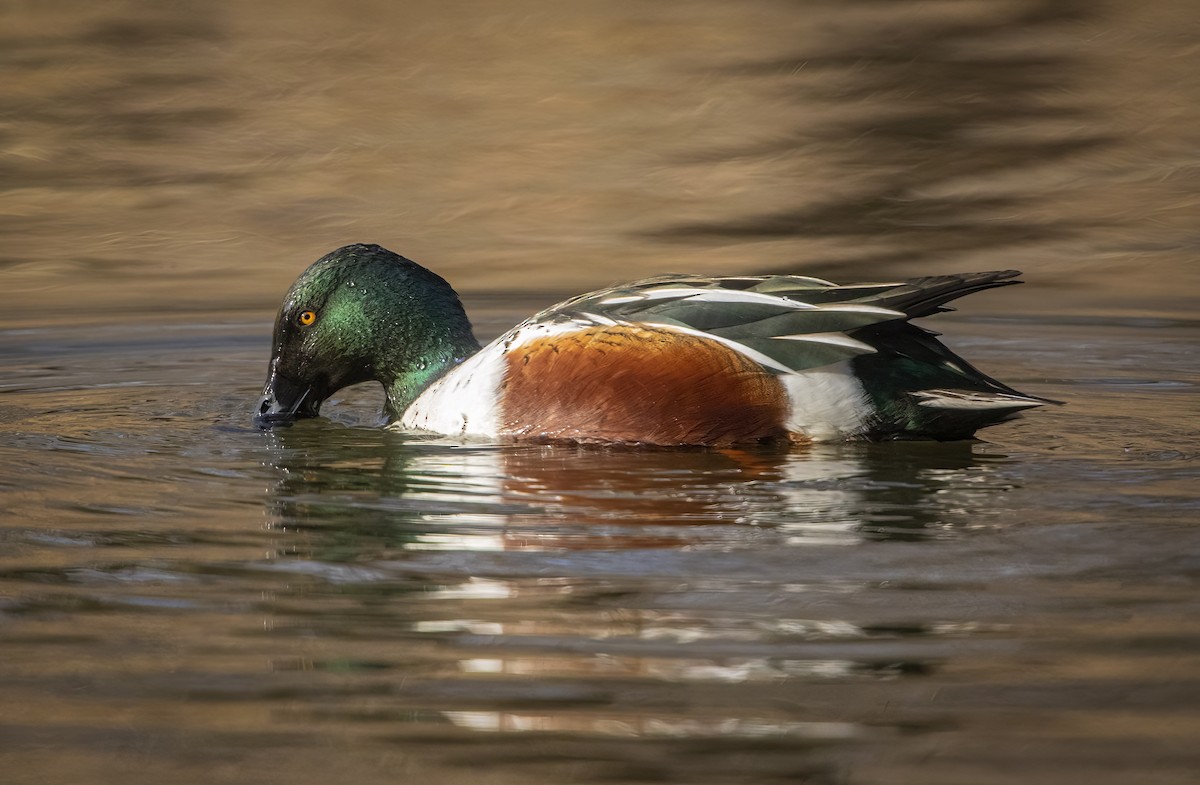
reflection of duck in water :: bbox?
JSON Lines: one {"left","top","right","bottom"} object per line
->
{"left": 255, "top": 244, "right": 1052, "bottom": 444}
{"left": 261, "top": 428, "right": 796, "bottom": 551}
{"left": 258, "top": 432, "right": 1001, "bottom": 744}
{"left": 263, "top": 426, "right": 1004, "bottom": 552}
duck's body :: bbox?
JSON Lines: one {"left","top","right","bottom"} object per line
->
{"left": 257, "top": 244, "right": 1050, "bottom": 444}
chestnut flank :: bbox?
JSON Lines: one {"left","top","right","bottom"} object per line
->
{"left": 499, "top": 325, "right": 791, "bottom": 446}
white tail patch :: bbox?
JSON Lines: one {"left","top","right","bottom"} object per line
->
{"left": 781, "top": 362, "right": 872, "bottom": 441}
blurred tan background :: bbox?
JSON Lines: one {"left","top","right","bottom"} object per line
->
{"left": 2, "top": 0, "right": 1197, "bottom": 322}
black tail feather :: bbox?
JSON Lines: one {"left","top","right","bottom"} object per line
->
{"left": 870, "top": 270, "right": 1023, "bottom": 319}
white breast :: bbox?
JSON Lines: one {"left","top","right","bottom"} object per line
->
{"left": 395, "top": 319, "right": 593, "bottom": 437}
{"left": 395, "top": 346, "right": 505, "bottom": 437}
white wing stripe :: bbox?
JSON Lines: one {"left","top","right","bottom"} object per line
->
{"left": 600, "top": 288, "right": 820, "bottom": 309}
{"left": 813, "top": 304, "right": 906, "bottom": 317}
{"left": 913, "top": 390, "right": 1045, "bottom": 410}
{"left": 771, "top": 332, "right": 878, "bottom": 353}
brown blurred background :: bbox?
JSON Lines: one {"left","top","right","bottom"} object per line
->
{"left": 2, "top": 0, "right": 1197, "bottom": 324}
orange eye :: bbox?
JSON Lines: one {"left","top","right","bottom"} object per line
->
{"left": 297, "top": 310, "right": 317, "bottom": 326}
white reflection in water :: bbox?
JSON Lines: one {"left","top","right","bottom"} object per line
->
{"left": 420, "top": 576, "right": 514, "bottom": 600}
{"left": 412, "top": 621, "right": 505, "bottom": 635}
{"left": 450, "top": 652, "right": 859, "bottom": 683}
{"left": 440, "top": 710, "right": 865, "bottom": 740}
{"left": 402, "top": 447, "right": 509, "bottom": 505}
{"left": 406, "top": 526, "right": 509, "bottom": 551}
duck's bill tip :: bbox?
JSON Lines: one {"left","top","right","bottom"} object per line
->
{"left": 252, "top": 406, "right": 299, "bottom": 429}
{"left": 254, "top": 373, "right": 321, "bottom": 428}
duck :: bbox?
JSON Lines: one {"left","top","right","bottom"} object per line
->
{"left": 255, "top": 243, "right": 1051, "bottom": 444}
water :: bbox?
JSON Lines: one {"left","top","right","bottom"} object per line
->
{"left": 2, "top": 1, "right": 1199, "bottom": 784}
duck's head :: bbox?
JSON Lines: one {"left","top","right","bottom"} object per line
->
{"left": 255, "top": 244, "right": 479, "bottom": 427}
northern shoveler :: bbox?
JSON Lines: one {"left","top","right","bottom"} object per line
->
{"left": 255, "top": 243, "right": 1051, "bottom": 444}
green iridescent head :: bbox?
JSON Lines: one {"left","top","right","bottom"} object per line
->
{"left": 255, "top": 244, "right": 479, "bottom": 426}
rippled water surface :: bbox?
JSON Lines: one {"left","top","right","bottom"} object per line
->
{"left": 2, "top": 1, "right": 1199, "bottom": 784}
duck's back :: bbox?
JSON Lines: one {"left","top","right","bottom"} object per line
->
{"left": 398, "top": 270, "right": 1049, "bottom": 444}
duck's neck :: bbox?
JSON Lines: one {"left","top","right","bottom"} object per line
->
{"left": 381, "top": 333, "right": 481, "bottom": 419}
